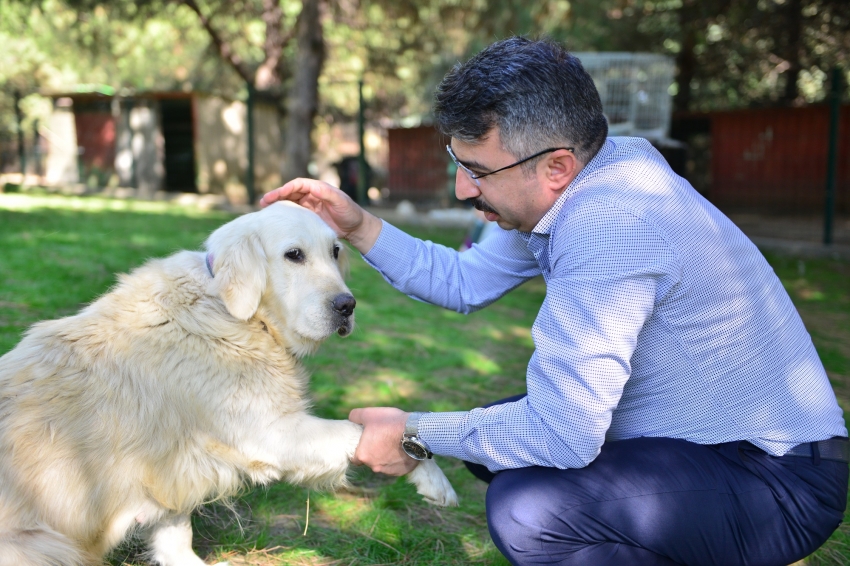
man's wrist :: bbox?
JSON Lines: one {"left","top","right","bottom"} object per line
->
{"left": 345, "top": 212, "right": 383, "bottom": 254}
{"left": 401, "top": 411, "right": 433, "bottom": 460}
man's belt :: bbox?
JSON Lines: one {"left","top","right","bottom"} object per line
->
{"left": 784, "top": 437, "right": 850, "bottom": 463}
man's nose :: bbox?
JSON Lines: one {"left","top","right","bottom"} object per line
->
{"left": 455, "top": 170, "right": 480, "bottom": 201}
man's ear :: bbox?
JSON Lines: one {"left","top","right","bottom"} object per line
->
{"left": 206, "top": 231, "right": 267, "bottom": 321}
{"left": 543, "top": 149, "right": 581, "bottom": 191}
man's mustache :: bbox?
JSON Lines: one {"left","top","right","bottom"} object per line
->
{"left": 470, "top": 198, "right": 498, "bottom": 215}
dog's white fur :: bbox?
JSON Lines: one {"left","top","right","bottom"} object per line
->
{"left": 0, "top": 202, "right": 457, "bottom": 566}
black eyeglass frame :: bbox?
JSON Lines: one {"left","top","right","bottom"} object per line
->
{"left": 446, "top": 145, "right": 575, "bottom": 186}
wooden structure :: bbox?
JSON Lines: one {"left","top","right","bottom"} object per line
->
{"left": 44, "top": 91, "right": 282, "bottom": 203}
{"left": 707, "top": 105, "right": 849, "bottom": 213}
{"left": 386, "top": 125, "right": 450, "bottom": 202}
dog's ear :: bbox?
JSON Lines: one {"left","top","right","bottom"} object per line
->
{"left": 206, "top": 231, "right": 267, "bottom": 321}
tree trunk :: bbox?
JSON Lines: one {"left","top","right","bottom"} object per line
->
{"left": 282, "top": 0, "right": 324, "bottom": 182}
{"left": 674, "top": 0, "right": 698, "bottom": 113}
{"left": 779, "top": 0, "right": 803, "bottom": 105}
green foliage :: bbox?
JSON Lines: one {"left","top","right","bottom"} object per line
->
{"left": 0, "top": 1, "right": 219, "bottom": 92}
{"left": 3, "top": 0, "right": 849, "bottom": 153}
{"left": 0, "top": 0, "right": 233, "bottom": 150}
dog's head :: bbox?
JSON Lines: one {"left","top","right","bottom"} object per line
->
{"left": 204, "top": 201, "right": 354, "bottom": 356}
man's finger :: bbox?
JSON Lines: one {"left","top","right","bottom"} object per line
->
{"left": 259, "top": 187, "right": 283, "bottom": 207}
{"left": 260, "top": 178, "right": 318, "bottom": 207}
{"left": 348, "top": 408, "right": 363, "bottom": 424}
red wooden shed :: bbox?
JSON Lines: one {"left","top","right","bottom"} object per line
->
{"left": 709, "top": 105, "right": 849, "bottom": 213}
{"left": 387, "top": 125, "right": 450, "bottom": 202}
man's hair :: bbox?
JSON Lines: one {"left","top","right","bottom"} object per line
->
{"left": 434, "top": 36, "right": 608, "bottom": 168}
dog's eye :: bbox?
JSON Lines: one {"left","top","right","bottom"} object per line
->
{"left": 284, "top": 249, "right": 305, "bottom": 263}
{"left": 333, "top": 245, "right": 340, "bottom": 260}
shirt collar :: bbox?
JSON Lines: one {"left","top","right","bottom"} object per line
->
{"left": 529, "top": 138, "right": 617, "bottom": 236}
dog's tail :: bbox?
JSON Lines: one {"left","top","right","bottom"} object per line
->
{"left": 0, "top": 527, "right": 99, "bottom": 566}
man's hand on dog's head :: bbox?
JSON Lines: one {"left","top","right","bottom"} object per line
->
{"left": 261, "top": 178, "right": 383, "bottom": 254}
{"left": 348, "top": 407, "right": 419, "bottom": 476}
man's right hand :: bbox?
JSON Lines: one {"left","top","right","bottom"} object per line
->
{"left": 260, "top": 178, "right": 383, "bottom": 254}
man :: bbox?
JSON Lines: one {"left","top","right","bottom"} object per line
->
{"left": 261, "top": 37, "right": 848, "bottom": 566}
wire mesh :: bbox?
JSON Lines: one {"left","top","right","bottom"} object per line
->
{"left": 574, "top": 53, "right": 675, "bottom": 141}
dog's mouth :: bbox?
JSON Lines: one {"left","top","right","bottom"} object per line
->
{"left": 336, "top": 318, "right": 354, "bottom": 337}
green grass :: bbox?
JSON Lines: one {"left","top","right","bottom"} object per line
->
{"left": 1, "top": 192, "right": 848, "bottom": 565}
{"left": 762, "top": 253, "right": 850, "bottom": 566}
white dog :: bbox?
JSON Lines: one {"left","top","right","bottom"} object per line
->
{"left": 0, "top": 201, "right": 457, "bottom": 566}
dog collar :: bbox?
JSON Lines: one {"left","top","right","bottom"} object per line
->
{"left": 205, "top": 253, "right": 215, "bottom": 278}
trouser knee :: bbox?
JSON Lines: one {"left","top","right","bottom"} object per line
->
{"left": 486, "top": 470, "right": 560, "bottom": 564}
{"left": 485, "top": 467, "right": 679, "bottom": 566}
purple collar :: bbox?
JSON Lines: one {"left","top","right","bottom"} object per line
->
{"left": 205, "top": 253, "right": 215, "bottom": 278}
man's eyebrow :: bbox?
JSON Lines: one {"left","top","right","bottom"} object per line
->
{"left": 457, "top": 156, "right": 490, "bottom": 172}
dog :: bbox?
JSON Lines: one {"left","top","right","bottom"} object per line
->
{"left": 0, "top": 201, "right": 457, "bottom": 566}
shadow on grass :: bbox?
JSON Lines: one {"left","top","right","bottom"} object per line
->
{"left": 108, "top": 463, "right": 507, "bottom": 566}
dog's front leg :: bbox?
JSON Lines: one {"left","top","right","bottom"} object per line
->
{"left": 147, "top": 513, "right": 228, "bottom": 566}
{"left": 270, "top": 414, "right": 458, "bottom": 507}
{"left": 269, "top": 414, "right": 363, "bottom": 489}
{"left": 406, "top": 459, "right": 459, "bottom": 507}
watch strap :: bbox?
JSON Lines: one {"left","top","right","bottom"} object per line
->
{"left": 402, "top": 412, "right": 433, "bottom": 459}
{"left": 405, "top": 411, "right": 429, "bottom": 437}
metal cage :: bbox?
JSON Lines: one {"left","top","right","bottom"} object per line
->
{"left": 574, "top": 53, "right": 676, "bottom": 141}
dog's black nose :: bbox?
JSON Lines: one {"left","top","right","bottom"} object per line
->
{"left": 332, "top": 293, "right": 356, "bottom": 317}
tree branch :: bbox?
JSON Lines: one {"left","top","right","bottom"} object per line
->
{"left": 254, "top": 0, "right": 288, "bottom": 90}
{"left": 181, "top": 0, "right": 255, "bottom": 85}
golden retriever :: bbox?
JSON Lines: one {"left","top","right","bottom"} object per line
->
{"left": 0, "top": 201, "right": 457, "bottom": 566}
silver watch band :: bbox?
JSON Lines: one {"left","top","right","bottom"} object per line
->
{"left": 405, "top": 411, "right": 429, "bottom": 437}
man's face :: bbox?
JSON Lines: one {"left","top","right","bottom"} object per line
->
{"left": 450, "top": 131, "right": 555, "bottom": 233}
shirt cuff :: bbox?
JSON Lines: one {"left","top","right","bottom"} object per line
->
{"left": 417, "top": 411, "right": 470, "bottom": 461}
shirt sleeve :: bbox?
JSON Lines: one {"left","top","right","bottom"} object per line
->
{"left": 419, "top": 199, "right": 679, "bottom": 470}
{"left": 362, "top": 220, "right": 542, "bottom": 313}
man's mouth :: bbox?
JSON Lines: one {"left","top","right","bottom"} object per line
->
{"left": 470, "top": 198, "right": 498, "bottom": 217}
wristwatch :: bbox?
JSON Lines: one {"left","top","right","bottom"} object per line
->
{"left": 401, "top": 412, "right": 433, "bottom": 460}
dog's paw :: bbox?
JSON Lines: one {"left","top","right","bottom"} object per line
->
{"left": 406, "top": 459, "right": 459, "bottom": 507}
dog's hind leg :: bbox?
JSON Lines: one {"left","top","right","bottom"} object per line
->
{"left": 406, "top": 459, "right": 459, "bottom": 507}
{"left": 0, "top": 527, "right": 96, "bottom": 566}
{"left": 146, "top": 513, "right": 229, "bottom": 566}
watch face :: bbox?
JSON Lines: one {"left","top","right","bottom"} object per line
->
{"left": 402, "top": 439, "right": 430, "bottom": 460}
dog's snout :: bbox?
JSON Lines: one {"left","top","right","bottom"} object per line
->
{"left": 332, "top": 294, "right": 356, "bottom": 317}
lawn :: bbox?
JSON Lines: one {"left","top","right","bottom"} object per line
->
{"left": 1, "top": 192, "right": 848, "bottom": 565}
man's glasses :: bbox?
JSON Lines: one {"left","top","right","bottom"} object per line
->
{"left": 447, "top": 145, "right": 575, "bottom": 186}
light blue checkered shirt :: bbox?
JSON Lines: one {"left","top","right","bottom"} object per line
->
{"left": 363, "top": 137, "right": 847, "bottom": 472}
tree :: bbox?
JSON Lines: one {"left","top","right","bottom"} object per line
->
{"left": 281, "top": 0, "right": 323, "bottom": 181}
{"left": 153, "top": 0, "right": 328, "bottom": 180}
{"left": 601, "top": 0, "right": 850, "bottom": 110}
{"left": 43, "top": 0, "right": 327, "bottom": 182}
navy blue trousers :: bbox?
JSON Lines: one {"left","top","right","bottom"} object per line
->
{"left": 465, "top": 397, "right": 848, "bottom": 566}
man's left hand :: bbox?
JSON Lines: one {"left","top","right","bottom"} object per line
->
{"left": 348, "top": 407, "right": 418, "bottom": 476}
